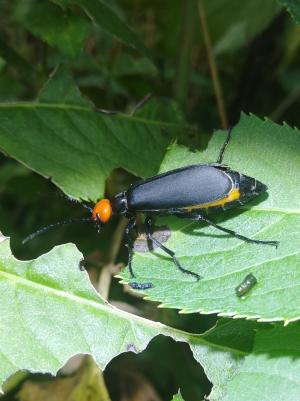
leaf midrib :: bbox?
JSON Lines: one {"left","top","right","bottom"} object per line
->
{"left": 0, "top": 262, "right": 248, "bottom": 356}
{"left": 0, "top": 102, "right": 192, "bottom": 130}
{"left": 0, "top": 265, "right": 171, "bottom": 331}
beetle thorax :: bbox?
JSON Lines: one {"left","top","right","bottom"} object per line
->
{"left": 111, "top": 192, "right": 128, "bottom": 215}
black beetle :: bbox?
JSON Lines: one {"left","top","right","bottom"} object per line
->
{"left": 91, "top": 128, "right": 278, "bottom": 286}
{"left": 24, "top": 128, "right": 278, "bottom": 288}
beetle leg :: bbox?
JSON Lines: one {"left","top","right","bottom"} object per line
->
{"left": 125, "top": 216, "right": 154, "bottom": 290}
{"left": 144, "top": 216, "right": 201, "bottom": 281}
{"left": 125, "top": 216, "right": 137, "bottom": 278}
{"left": 217, "top": 126, "right": 233, "bottom": 164}
{"left": 96, "top": 215, "right": 103, "bottom": 233}
{"left": 179, "top": 213, "right": 279, "bottom": 247}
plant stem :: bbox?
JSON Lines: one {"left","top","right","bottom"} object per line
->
{"left": 197, "top": 0, "right": 228, "bottom": 129}
{"left": 174, "top": 0, "right": 197, "bottom": 109}
{"left": 97, "top": 217, "right": 127, "bottom": 300}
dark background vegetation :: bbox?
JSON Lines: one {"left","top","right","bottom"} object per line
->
{"left": 0, "top": 1, "right": 299, "bottom": 400}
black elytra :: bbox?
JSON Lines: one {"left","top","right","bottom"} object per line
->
{"left": 110, "top": 127, "right": 279, "bottom": 289}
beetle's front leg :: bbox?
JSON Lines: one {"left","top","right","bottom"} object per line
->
{"left": 125, "top": 216, "right": 154, "bottom": 290}
{"left": 124, "top": 216, "right": 137, "bottom": 278}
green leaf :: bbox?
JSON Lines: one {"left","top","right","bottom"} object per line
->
{"left": 0, "top": 232, "right": 182, "bottom": 389}
{"left": 1, "top": 232, "right": 300, "bottom": 401}
{"left": 193, "top": 319, "right": 300, "bottom": 401}
{"left": 204, "top": 0, "right": 281, "bottom": 41}
{"left": 57, "top": 0, "right": 156, "bottom": 64}
{"left": 221, "top": 323, "right": 300, "bottom": 401}
{"left": 171, "top": 392, "right": 185, "bottom": 401}
{"left": 278, "top": 0, "right": 300, "bottom": 24}
{"left": 0, "top": 67, "right": 172, "bottom": 202}
{"left": 0, "top": 231, "right": 225, "bottom": 394}
{"left": 111, "top": 53, "right": 158, "bottom": 78}
{"left": 23, "top": 2, "right": 91, "bottom": 58}
{"left": 159, "top": 0, "right": 281, "bottom": 58}
{"left": 135, "top": 97, "right": 186, "bottom": 126}
{"left": 134, "top": 97, "right": 203, "bottom": 149}
{"left": 120, "top": 113, "right": 300, "bottom": 322}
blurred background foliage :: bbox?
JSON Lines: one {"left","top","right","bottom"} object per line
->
{"left": 0, "top": 0, "right": 299, "bottom": 400}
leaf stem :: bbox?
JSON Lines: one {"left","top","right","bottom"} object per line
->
{"left": 0, "top": 101, "right": 195, "bottom": 131}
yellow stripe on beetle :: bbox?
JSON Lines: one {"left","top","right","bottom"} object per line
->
{"left": 185, "top": 188, "right": 240, "bottom": 211}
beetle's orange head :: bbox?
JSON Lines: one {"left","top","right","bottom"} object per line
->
{"left": 92, "top": 199, "right": 112, "bottom": 223}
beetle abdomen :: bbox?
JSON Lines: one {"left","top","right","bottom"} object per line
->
{"left": 127, "top": 165, "right": 233, "bottom": 211}
{"left": 236, "top": 171, "right": 267, "bottom": 204}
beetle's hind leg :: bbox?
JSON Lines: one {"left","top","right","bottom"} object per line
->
{"left": 144, "top": 216, "right": 201, "bottom": 281}
{"left": 179, "top": 213, "right": 279, "bottom": 247}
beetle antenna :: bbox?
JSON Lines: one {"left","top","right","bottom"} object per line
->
{"left": 63, "top": 194, "right": 93, "bottom": 213}
{"left": 22, "top": 217, "right": 93, "bottom": 244}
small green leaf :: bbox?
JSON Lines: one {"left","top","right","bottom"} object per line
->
{"left": 171, "top": 392, "right": 185, "bottom": 401}
{"left": 24, "top": 3, "right": 91, "bottom": 58}
{"left": 278, "top": 0, "right": 300, "bottom": 24}
{"left": 0, "top": 67, "right": 173, "bottom": 202}
{"left": 120, "top": 113, "right": 300, "bottom": 322}
{"left": 204, "top": 0, "right": 282, "bottom": 47}
{"left": 57, "top": 0, "right": 156, "bottom": 64}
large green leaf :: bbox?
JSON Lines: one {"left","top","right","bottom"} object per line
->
{"left": 0, "top": 232, "right": 187, "bottom": 389}
{"left": 120, "top": 113, "right": 300, "bottom": 322}
{"left": 1, "top": 231, "right": 300, "bottom": 401}
{"left": 0, "top": 67, "right": 173, "bottom": 202}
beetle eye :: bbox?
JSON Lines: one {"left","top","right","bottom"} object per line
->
{"left": 92, "top": 199, "right": 112, "bottom": 223}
